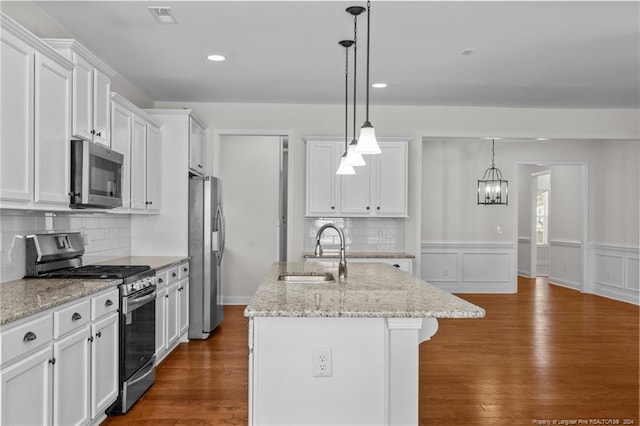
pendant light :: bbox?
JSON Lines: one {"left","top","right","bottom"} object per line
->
{"left": 355, "top": 0, "right": 381, "bottom": 155}
{"left": 344, "top": 6, "right": 366, "bottom": 167}
{"left": 477, "top": 139, "right": 509, "bottom": 205}
{"left": 336, "top": 39, "right": 356, "bottom": 175}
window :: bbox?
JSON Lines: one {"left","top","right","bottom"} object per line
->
{"left": 536, "top": 190, "right": 549, "bottom": 245}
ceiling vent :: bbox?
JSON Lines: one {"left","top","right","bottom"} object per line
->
{"left": 148, "top": 7, "right": 178, "bottom": 24}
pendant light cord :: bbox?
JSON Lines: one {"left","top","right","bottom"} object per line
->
{"left": 353, "top": 13, "right": 358, "bottom": 142}
{"left": 365, "top": 0, "right": 371, "bottom": 121}
{"left": 491, "top": 139, "right": 496, "bottom": 168}
{"left": 344, "top": 43, "right": 349, "bottom": 153}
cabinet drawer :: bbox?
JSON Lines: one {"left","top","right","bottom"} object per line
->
{"left": 54, "top": 299, "right": 91, "bottom": 338}
{"left": 156, "top": 269, "right": 168, "bottom": 288}
{"left": 166, "top": 266, "right": 179, "bottom": 284}
{"left": 91, "top": 288, "right": 119, "bottom": 320}
{"left": 178, "top": 262, "right": 189, "bottom": 279}
{"left": 1, "top": 314, "right": 53, "bottom": 366}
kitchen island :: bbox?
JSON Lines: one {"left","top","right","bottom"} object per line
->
{"left": 245, "top": 261, "right": 485, "bottom": 425}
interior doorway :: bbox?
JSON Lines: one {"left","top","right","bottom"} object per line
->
{"left": 515, "top": 162, "right": 588, "bottom": 293}
{"left": 216, "top": 133, "right": 289, "bottom": 304}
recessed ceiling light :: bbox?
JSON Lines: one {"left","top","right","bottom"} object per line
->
{"left": 483, "top": 137, "right": 502, "bottom": 140}
{"left": 372, "top": 83, "right": 387, "bottom": 88}
{"left": 536, "top": 137, "right": 549, "bottom": 141}
{"left": 148, "top": 7, "right": 178, "bottom": 24}
{"left": 207, "top": 54, "right": 226, "bottom": 62}
{"left": 461, "top": 48, "right": 475, "bottom": 56}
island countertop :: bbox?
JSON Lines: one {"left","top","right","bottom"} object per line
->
{"left": 244, "top": 262, "right": 485, "bottom": 319}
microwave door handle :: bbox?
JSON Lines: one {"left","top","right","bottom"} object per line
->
{"left": 82, "top": 142, "right": 90, "bottom": 204}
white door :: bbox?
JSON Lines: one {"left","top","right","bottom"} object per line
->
{"left": 130, "top": 115, "right": 147, "bottom": 210}
{"left": 111, "top": 101, "right": 132, "bottom": 208}
{"left": 220, "top": 135, "right": 281, "bottom": 303}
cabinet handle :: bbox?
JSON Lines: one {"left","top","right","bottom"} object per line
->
{"left": 23, "top": 331, "right": 37, "bottom": 342}
{"left": 158, "top": 278, "right": 164, "bottom": 283}
{"left": 331, "top": 206, "right": 335, "bottom": 210}
{"left": 96, "top": 331, "right": 102, "bottom": 338}
{"left": 49, "top": 358, "right": 56, "bottom": 365}
{"left": 197, "top": 164, "right": 202, "bottom": 168}
{"left": 172, "top": 272, "right": 177, "bottom": 278}
{"left": 366, "top": 206, "right": 370, "bottom": 210}
{"left": 105, "top": 299, "right": 114, "bottom": 307}
{"left": 377, "top": 206, "right": 380, "bottom": 210}
{"left": 72, "top": 312, "right": 82, "bottom": 321}
{"left": 96, "top": 132, "right": 102, "bottom": 137}
{"left": 165, "top": 294, "right": 169, "bottom": 299}
{"left": 183, "top": 267, "right": 188, "bottom": 272}
{"left": 178, "top": 287, "right": 183, "bottom": 291}
{"left": 90, "top": 130, "right": 96, "bottom": 135}
{"left": 393, "top": 264, "right": 400, "bottom": 268}
{"left": 88, "top": 336, "right": 94, "bottom": 343}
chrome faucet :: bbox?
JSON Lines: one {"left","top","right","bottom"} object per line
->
{"left": 314, "top": 224, "right": 347, "bottom": 279}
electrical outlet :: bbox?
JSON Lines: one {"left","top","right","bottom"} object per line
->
{"left": 312, "top": 348, "right": 332, "bottom": 377}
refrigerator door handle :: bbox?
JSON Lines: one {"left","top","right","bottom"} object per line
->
{"left": 216, "top": 204, "right": 225, "bottom": 265}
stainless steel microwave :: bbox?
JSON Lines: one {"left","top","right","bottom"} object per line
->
{"left": 70, "top": 140, "right": 124, "bottom": 209}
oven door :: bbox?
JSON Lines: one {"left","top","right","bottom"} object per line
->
{"left": 121, "top": 285, "right": 156, "bottom": 380}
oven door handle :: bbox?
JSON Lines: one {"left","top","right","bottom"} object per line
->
{"left": 123, "top": 292, "right": 156, "bottom": 314}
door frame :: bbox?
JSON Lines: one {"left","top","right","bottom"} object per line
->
{"left": 212, "top": 129, "right": 294, "bottom": 261}
{"left": 513, "top": 161, "right": 589, "bottom": 293}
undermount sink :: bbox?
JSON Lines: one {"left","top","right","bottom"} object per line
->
{"left": 277, "top": 272, "right": 335, "bottom": 283}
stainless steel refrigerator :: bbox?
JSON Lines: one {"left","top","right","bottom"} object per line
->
{"left": 188, "top": 175, "right": 225, "bottom": 339}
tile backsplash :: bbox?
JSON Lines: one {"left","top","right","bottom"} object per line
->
{"left": 1, "top": 210, "right": 131, "bottom": 283}
{"left": 304, "top": 218, "right": 405, "bottom": 253}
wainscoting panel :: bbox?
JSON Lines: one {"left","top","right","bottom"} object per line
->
{"left": 421, "top": 242, "right": 515, "bottom": 293}
{"left": 517, "top": 237, "right": 531, "bottom": 277}
{"left": 549, "top": 240, "right": 582, "bottom": 291}
{"left": 591, "top": 244, "right": 640, "bottom": 305}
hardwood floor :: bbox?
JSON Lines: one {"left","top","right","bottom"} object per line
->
{"left": 104, "top": 278, "right": 639, "bottom": 425}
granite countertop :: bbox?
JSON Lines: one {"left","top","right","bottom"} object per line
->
{"left": 0, "top": 256, "right": 188, "bottom": 327}
{"left": 244, "top": 262, "right": 485, "bottom": 319}
{"left": 302, "top": 251, "right": 415, "bottom": 259}
{"left": 0, "top": 277, "right": 119, "bottom": 326}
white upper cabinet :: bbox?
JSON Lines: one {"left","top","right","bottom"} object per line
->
{"left": 44, "top": 39, "right": 115, "bottom": 147}
{"left": 306, "top": 139, "right": 408, "bottom": 218}
{"left": 306, "top": 141, "right": 340, "bottom": 216}
{"left": 189, "top": 116, "right": 206, "bottom": 175}
{"left": 0, "top": 22, "right": 34, "bottom": 203}
{"left": 34, "top": 52, "right": 72, "bottom": 205}
{"left": 112, "top": 94, "right": 162, "bottom": 213}
{"left": 0, "top": 14, "right": 73, "bottom": 210}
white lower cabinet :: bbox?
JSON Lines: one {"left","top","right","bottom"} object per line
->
{"left": 0, "top": 287, "right": 118, "bottom": 426}
{"left": 155, "top": 262, "right": 190, "bottom": 365}
{"left": 91, "top": 313, "right": 119, "bottom": 419}
{"left": 53, "top": 325, "right": 91, "bottom": 426}
{"left": 0, "top": 346, "right": 53, "bottom": 425}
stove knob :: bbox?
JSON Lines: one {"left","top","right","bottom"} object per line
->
{"left": 130, "top": 283, "right": 136, "bottom": 292}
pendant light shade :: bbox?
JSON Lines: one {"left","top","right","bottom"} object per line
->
{"left": 355, "top": 1, "right": 381, "bottom": 155}
{"left": 337, "top": 153, "right": 356, "bottom": 175}
{"left": 477, "top": 139, "right": 508, "bottom": 205}
{"left": 345, "top": 139, "right": 366, "bottom": 166}
{"left": 336, "top": 39, "right": 356, "bottom": 175}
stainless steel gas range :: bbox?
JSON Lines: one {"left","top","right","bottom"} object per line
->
{"left": 25, "top": 232, "right": 157, "bottom": 415}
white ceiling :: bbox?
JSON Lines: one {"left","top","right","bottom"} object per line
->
{"left": 30, "top": 1, "right": 640, "bottom": 108}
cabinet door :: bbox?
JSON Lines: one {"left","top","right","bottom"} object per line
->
{"left": 111, "top": 101, "right": 132, "bottom": 208}
{"left": 374, "top": 142, "right": 408, "bottom": 216}
{"left": 189, "top": 118, "right": 204, "bottom": 175}
{"left": 71, "top": 53, "right": 94, "bottom": 142}
{"left": 155, "top": 288, "right": 167, "bottom": 361}
{"left": 340, "top": 167, "right": 371, "bottom": 215}
{"left": 146, "top": 124, "right": 161, "bottom": 211}
{"left": 34, "top": 52, "right": 71, "bottom": 205}
{"left": 0, "top": 346, "right": 53, "bottom": 426}
{"left": 53, "top": 325, "right": 91, "bottom": 426}
{"left": 165, "top": 283, "right": 179, "bottom": 349}
{"left": 92, "top": 69, "right": 111, "bottom": 146}
{"left": 0, "top": 29, "right": 34, "bottom": 203}
{"left": 306, "top": 141, "right": 339, "bottom": 216}
{"left": 130, "top": 115, "right": 147, "bottom": 210}
{"left": 91, "top": 313, "right": 118, "bottom": 419}
{"left": 178, "top": 278, "right": 189, "bottom": 336}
